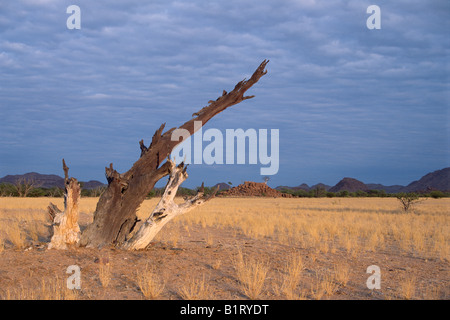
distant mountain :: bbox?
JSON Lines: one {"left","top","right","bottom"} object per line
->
{"left": 0, "top": 172, "right": 65, "bottom": 189}
{"left": 294, "top": 183, "right": 311, "bottom": 191}
{"left": 0, "top": 172, "right": 105, "bottom": 190}
{"left": 2, "top": 167, "right": 448, "bottom": 194}
{"left": 213, "top": 182, "right": 231, "bottom": 191}
{"left": 274, "top": 168, "right": 449, "bottom": 194}
{"left": 82, "top": 180, "right": 106, "bottom": 190}
{"left": 401, "top": 168, "right": 450, "bottom": 193}
{"left": 329, "top": 178, "right": 369, "bottom": 193}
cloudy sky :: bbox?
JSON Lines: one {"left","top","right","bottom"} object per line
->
{"left": 0, "top": 0, "right": 449, "bottom": 188}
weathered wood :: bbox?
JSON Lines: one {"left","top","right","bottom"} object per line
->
{"left": 48, "top": 159, "right": 81, "bottom": 250}
{"left": 79, "top": 60, "right": 269, "bottom": 248}
{"left": 122, "top": 159, "right": 218, "bottom": 250}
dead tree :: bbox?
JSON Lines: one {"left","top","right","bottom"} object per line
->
{"left": 47, "top": 160, "right": 81, "bottom": 249}
{"left": 50, "top": 60, "right": 268, "bottom": 249}
{"left": 14, "top": 177, "right": 40, "bottom": 197}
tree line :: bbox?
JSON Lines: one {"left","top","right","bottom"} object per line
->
{"left": 278, "top": 186, "right": 449, "bottom": 199}
{"left": 1, "top": 179, "right": 448, "bottom": 199}
{"left": 0, "top": 180, "right": 217, "bottom": 198}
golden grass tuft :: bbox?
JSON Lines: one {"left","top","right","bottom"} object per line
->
{"left": 333, "top": 263, "right": 350, "bottom": 288}
{"left": 178, "top": 275, "right": 210, "bottom": 300}
{"left": 98, "top": 256, "right": 112, "bottom": 288}
{"left": 1, "top": 278, "right": 78, "bottom": 300}
{"left": 278, "top": 251, "right": 306, "bottom": 300}
{"left": 136, "top": 265, "right": 165, "bottom": 300}
{"left": 211, "top": 259, "right": 222, "bottom": 270}
{"left": 6, "top": 222, "right": 27, "bottom": 249}
{"left": 233, "top": 249, "right": 270, "bottom": 300}
{"left": 399, "top": 275, "right": 416, "bottom": 300}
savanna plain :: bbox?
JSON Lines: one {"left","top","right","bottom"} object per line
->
{"left": 0, "top": 197, "right": 448, "bottom": 300}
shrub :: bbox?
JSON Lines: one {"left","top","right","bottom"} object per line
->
{"left": 337, "top": 190, "right": 349, "bottom": 197}
{"left": 429, "top": 191, "right": 445, "bottom": 199}
{"left": 396, "top": 193, "right": 421, "bottom": 212}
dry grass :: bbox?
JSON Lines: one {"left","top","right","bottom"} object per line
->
{"left": 1, "top": 278, "right": 78, "bottom": 300}
{"left": 320, "top": 272, "right": 338, "bottom": 296}
{"left": 211, "top": 259, "right": 222, "bottom": 270}
{"left": 399, "top": 275, "right": 416, "bottom": 300}
{"left": 310, "top": 281, "right": 325, "bottom": 300}
{"left": 233, "top": 249, "right": 270, "bottom": 300}
{"left": 175, "top": 197, "right": 449, "bottom": 262}
{"left": 206, "top": 233, "right": 214, "bottom": 247}
{"left": 0, "top": 197, "right": 96, "bottom": 249}
{"left": 169, "top": 230, "right": 180, "bottom": 247}
{"left": 98, "top": 256, "right": 112, "bottom": 288}
{"left": 178, "top": 275, "right": 210, "bottom": 300}
{"left": 277, "top": 251, "right": 306, "bottom": 299}
{"left": 5, "top": 222, "right": 27, "bottom": 249}
{"left": 136, "top": 264, "right": 165, "bottom": 299}
{"left": 0, "top": 196, "right": 448, "bottom": 300}
{"left": 1, "top": 197, "right": 448, "bottom": 261}
{"left": 423, "top": 285, "right": 441, "bottom": 300}
{"left": 333, "top": 263, "right": 350, "bottom": 288}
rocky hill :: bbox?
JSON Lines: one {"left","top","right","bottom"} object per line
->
{"left": 213, "top": 182, "right": 231, "bottom": 191}
{"left": 401, "top": 167, "right": 450, "bottom": 192}
{"left": 276, "top": 167, "right": 449, "bottom": 194}
{"left": 2, "top": 167, "right": 448, "bottom": 194}
{"left": 220, "top": 181, "right": 292, "bottom": 197}
{"left": 0, "top": 172, "right": 64, "bottom": 189}
{"left": 328, "top": 178, "right": 369, "bottom": 193}
{"left": 0, "top": 172, "right": 105, "bottom": 190}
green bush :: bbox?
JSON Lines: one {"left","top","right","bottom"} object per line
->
{"left": 429, "top": 190, "right": 445, "bottom": 199}
{"left": 396, "top": 192, "right": 420, "bottom": 212}
{"left": 293, "top": 189, "right": 310, "bottom": 197}
{"left": 355, "top": 190, "right": 368, "bottom": 197}
{"left": 337, "top": 190, "right": 349, "bottom": 197}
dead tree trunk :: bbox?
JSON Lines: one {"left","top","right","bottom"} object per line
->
{"left": 76, "top": 60, "right": 268, "bottom": 248}
{"left": 123, "top": 159, "right": 218, "bottom": 250}
{"left": 47, "top": 159, "right": 81, "bottom": 249}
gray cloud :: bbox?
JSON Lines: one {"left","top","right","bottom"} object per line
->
{"left": 0, "top": 0, "right": 448, "bottom": 186}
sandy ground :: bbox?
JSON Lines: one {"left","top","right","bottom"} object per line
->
{"left": 0, "top": 220, "right": 448, "bottom": 300}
